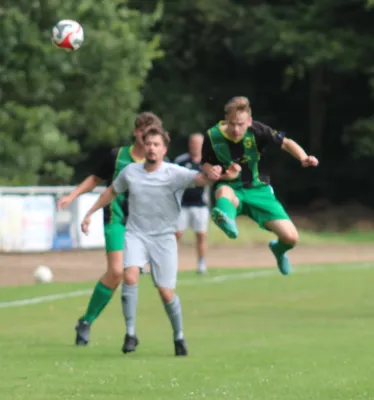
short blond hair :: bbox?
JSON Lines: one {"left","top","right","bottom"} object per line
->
{"left": 224, "top": 96, "right": 252, "bottom": 116}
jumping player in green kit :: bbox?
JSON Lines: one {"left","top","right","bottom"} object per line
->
{"left": 202, "top": 97, "right": 319, "bottom": 275}
{"left": 57, "top": 112, "right": 162, "bottom": 345}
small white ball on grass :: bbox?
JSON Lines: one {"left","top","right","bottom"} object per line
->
{"left": 34, "top": 265, "right": 54, "bottom": 284}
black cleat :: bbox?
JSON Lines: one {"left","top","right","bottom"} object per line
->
{"left": 174, "top": 338, "right": 188, "bottom": 356}
{"left": 75, "top": 319, "right": 91, "bottom": 346}
{"left": 122, "top": 334, "right": 139, "bottom": 354}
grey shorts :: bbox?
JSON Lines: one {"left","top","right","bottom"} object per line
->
{"left": 124, "top": 232, "right": 178, "bottom": 289}
{"left": 177, "top": 206, "right": 209, "bottom": 233}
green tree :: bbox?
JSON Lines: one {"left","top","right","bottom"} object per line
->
{"left": 132, "top": 0, "right": 245, "bottom": 137}
{"left": 343, "top": 0, "right": 374, "bottom": 159}
{"left": 0, "top": 0, "right": 162, "bottom": 185}
{"left": 219, "top": 0, "right": 374, "bottom": 155}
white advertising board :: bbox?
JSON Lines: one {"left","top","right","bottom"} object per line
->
{"left": 76, "top": 194, "right": 105, "bottom": 248}
{"left": 0, "top": 195, "right": 25, "bottom": 251}
{"left": 21, "top": 195, "right": 55, "bottom": 251}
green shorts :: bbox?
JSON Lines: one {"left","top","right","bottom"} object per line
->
{"left": 104, "top": 223, "right": 126, "bottom": 252}
{"left": 218, "top": 184, "right": 290, "bottom": 229}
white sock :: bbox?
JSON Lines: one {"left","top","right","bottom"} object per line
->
{"left": 198, "top": 257, "right": 206, "bottom": 271}
{"left": 163, "top": 296, "right": 184, "bottom": 341}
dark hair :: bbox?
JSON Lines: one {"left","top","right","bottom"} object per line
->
{"left": 135, "top": 112, "right": 162, "bottom": 130}
{"left": 143, "top": 125, "right": 170, "bottom": 147}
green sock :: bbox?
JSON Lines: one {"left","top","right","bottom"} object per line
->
{"left": 273, "top": 240, "right": 294, "bottom": 256}
{"left": 82, "top": 281, "right": 114, "bottom": 324}
{"left": 215, "top": 197, "right": 237, "bottom": 220}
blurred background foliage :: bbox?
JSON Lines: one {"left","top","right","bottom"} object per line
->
{"left": 1, "top": 0, "right": 374, "bottom": 210}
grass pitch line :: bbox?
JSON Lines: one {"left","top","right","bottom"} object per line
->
{"left": 182, "top": 262, "right": 374, "bottom": 285}
{"left": 0, "top": 289, "right": 91, "bottom": 309}
{"left": 0, "top": 262, "right": 373, "bottom": 309}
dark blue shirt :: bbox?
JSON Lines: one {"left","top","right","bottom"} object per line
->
{"left": 174, "top": 153, "right": 206, "bottom": 207}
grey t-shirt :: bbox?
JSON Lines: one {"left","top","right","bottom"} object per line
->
{"left": 113, "top": 162, "right": 198, "bottom": 235}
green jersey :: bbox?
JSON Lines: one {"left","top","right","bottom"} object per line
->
{"left": 202, "top": 120, "right": 285, "bottom": 189}
{"left": 94, "top": 145, "right": 144, "bottom": 224}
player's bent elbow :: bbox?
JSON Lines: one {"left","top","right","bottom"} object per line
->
{"left": 109, "top": 185, "right": 119, "bottom": 197}
{"left": 92, "top": 175, "right": 103, "bottom": 185}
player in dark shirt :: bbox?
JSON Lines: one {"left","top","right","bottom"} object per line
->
{"left": 175, "top": 133, "right": 209, "bottom": 274}
{"left": 57, "top": 112, "right": 162, "bottom": 345}
{"left": 202, "top": 97, "right": 318, "bottom": 275}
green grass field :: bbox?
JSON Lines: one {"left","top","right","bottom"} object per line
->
{"left": 1, "top": 263, "right": 374, "bottom": 400}
{"left": 181, "top": 218, "right": 374, "bottom": 245}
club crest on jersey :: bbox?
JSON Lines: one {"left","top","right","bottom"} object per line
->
{"left": 241, "top": 155, "right": 251, "bottom": 163}
{"left": 244, "top": 137, "right": 252, "bottom": 148}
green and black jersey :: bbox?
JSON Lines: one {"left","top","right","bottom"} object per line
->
{"left": 94, "top": 145, "right": 143, "bottom": 225}
{"left": 202, "top": 120, "right": 285, "bottom": 189}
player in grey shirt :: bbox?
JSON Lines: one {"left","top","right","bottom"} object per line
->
{"left": 81, "top": 125, "right": 213, "bottom": 356}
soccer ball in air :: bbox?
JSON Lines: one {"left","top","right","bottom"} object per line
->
{"left": 34, "top": 265, "right": 54, "bottom": 284}
{"left": 52, "top": 20, "right": 84, "bottom": 51}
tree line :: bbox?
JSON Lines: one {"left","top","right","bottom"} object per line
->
{"left": 1, "top": 0, "right": 374, "bottom": 207}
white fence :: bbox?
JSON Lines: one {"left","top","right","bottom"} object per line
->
{"left": 0, "top": 186, "right": 106, "bottom": 252}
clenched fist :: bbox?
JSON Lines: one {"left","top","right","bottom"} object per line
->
{"left": 301, "top": 156, "right": 319, "bottom": 167}
{"left": 207, "top": 165, "right": 223, "bottom": 180}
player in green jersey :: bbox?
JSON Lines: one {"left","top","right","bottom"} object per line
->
{"left": 57, "top": 112, "right": 162, "bottom": 345}
{"left": 202, "top": 97, "right": 318, "bottom": 275}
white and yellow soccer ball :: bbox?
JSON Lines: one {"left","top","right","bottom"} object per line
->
{"left": 34, "top": 265, "right": 54, "bottom": 284}
{"left": 52, "top": 19, "right": 84, "bottom": 51}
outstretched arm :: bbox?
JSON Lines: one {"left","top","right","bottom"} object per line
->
{"left": 81, "top": 185, "right": 117, "bottom": 234}
{"left": 58, "top": 149, "right": 117, "bottom": 209}
{"left": 86, "top": 185, "right": 117, "bottom": 217}
{"left": 194, "top": 172, "right": 213, "bottom": 187}
{"left": 81, "top": 164, "right": 129, "bottom": 234}
{"left": 281, "top": 138, "right": 319, "bottom": 167}
{"left": 57, "top": 175, "right": 102, "bottom": 209}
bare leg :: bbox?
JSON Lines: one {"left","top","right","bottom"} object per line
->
{"left": 195, "top": 232, "right": 207, "bottom": 273}
{"left": 75, "top": 251, "right": 124, "bottom": 345}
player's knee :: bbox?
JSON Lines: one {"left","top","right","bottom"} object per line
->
{"left": 196, "top": 232, "right": 206, "bottom": 242}
{"left": 123, "top": 267, "right": 139, "bottom": 286}
{"left": 215, "top": 185, "right": 234, "bottom": 199}
{"left": 108, "top": 268, "right": 123, "bottom": 284}
{"left": 280, "top": 230, "right": 299, "bottom": 246}
{"left": 104, "top": 261, "right": 123, "bottom": 285}
{"left": 215, "top": 185, "right": 239, "bottom": 207}
{"left": 106, "top": 252, "right": 123, "bottom": 281}
{"left": 158, "top": 287, "right": 175, "bottom": 303}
